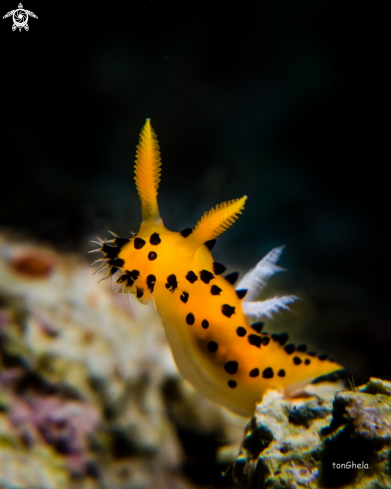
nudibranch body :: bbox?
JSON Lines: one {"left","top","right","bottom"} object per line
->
{"left": 91, "top": 119, "right": 342, "bottom": 417}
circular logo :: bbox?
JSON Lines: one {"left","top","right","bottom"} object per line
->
{"left": 12, "top": 8, "right": 28, "bottom": 29}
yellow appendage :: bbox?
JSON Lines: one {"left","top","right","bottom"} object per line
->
{"left": 192, "top": 196, "right": 247, "bottom": 245}
{"left": 134, "top": 119, "right": 162, "bottom": 221}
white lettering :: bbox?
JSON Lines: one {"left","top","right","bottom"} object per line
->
{"left": 332, "top": 461, "right": 369, "bottom": 469}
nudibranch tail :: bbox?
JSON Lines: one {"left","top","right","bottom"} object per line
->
{"left": 191, "top": 196, "right": 247, "bottom": 245}
{"left": 134, "top": 118, "right": 162, "bottom": 221}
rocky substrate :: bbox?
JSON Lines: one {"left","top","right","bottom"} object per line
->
{"left": 232, "top": 378, "right": 391, "bottom": 489}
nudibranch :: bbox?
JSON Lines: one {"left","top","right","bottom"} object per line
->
{"left": 90, "top": 119, "right": 342, "bottom": 417}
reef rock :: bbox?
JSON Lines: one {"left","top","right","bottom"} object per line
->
{"left": 0, "top": 232, "right": 238, "bottom": 489}
{"left": 232, "top": 378, "right": 391, "bottom": 488}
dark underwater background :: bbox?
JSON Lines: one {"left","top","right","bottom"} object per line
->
{"left": 0, "top": 2, "right": 389, "bottom": 485}
{"left": 1, "top": 0, "right": 388, "bottom": 384}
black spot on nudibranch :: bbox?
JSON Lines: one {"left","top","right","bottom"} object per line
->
{"left": 236, "top": 327, "right": 247, "bottom": 337}
{"left": 249, "top": 368, "right": 259, "bottom": 378}
{"left": 128, "top": 269, "right": 140, "bottom": 282}
{"left": 251, "top": 322, "right": 264, "bottom": 333}
{"left": 296, "top": 344, "right": 307, "bottom": 352}
{"left": 224, "top": 272, "right": 239, "bottom": 285}
{"left": 186, "top": 271, "right": 198, "bottom": 283}
{"left": 115, "top": 237, "right": 131, "bottom": 248}
{"left": 271, "top": 333, "right": 289, "bottom": 346}
{"left": 149, "top": 233, "right": 161, "bottom": 245}
{"left": 293, "top": 356, "right": 302, "bottom": 365}
{"left": 109, "top": 258, "right": 125, "bottom": 268}
{"left": 308, "top": 351, "right": 317, "bottom": 357}
{"left": 284, "top": 344, "right": 295, "bottom": 354}
{"left": 228, "top": 380, "right": 237, "bottom": 388}
{"left": 304, "top": 359, "right": 311, "bottom": 365}
{"left": 180, "top": 228, "right": 193, "bottom": 238}
{"left": 109, "top": 267, "right": 121, "bottom": 276}
{"left": 148, "top": 251, "right": 157, "bottom": 261}
{"left": 263, "top": 367, "right": 274, "bottom": 379}
{"left": 202, "top": 319, "right": 209, "bottom": 329}
{"left": 213, "top": 262, "right": 227, "bottom": 275}
{"left": 210, "top": 285, "right": 222, "bottom": 296}
{"left": 200, "top": 270, "right": 215, "bottom": 284}
{"left": 116, "top": 274, "right": 126, "bottom": 284}
{"left": 136, "top": 287, "right": 144, "bottom": 299}
{"left": 221, "top": 304, "right": 235, "bottom": 318}
{"left": 165, "top": 274, "right": 178, "bottom": 292}
{"left": 205, "top": 239, "right": 217, "bottom": 251}
{"left": 224, "top": 361, "right": 238, "bottom": 374}
{"left": 261, "top": 336, "right": 270, "bottom": 346}
{"left": 101, "top": 242, "right": 120, "bottom": 259}
{"left": 180, "top": 291, "right": 189, "bottom": 303}
{"left": 146, "top": 274, "right": 156, "bottom": 292}
{"left": 186, "top": 313, "right": 195, "bottom": 325}
{"left": 248, "top": 334, "right": 262, "bottom": 348}
{"left": 125, "top": 273, "right": 135, "bottom": 287}
{"left": 134, "top": 238, "right": 146, "bottom": 249}
{"left": 278, "top": 369, "right": 286, "bottom": 377}
{"left": 318, "top": 354, "right": 328, "bottom": 361}
{"left": 236, "top": 289, "right": 248, "bottom": 299}
{"left": 207, "top": 341, "right": 218, "bottom": 352}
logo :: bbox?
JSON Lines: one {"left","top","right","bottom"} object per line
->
{"left": 3, "top": 3, "right": 38, "bottom": 31}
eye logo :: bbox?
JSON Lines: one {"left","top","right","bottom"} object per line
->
{"left": 3, "top": 3, "right": 38, "bottom": 32}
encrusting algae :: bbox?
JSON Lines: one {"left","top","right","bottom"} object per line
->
{"left": 91, "top": 119, "right": 343, "bottom": 417}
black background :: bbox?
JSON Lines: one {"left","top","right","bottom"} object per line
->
{"left": 0, "top": 1, "right": 388, "bottom": 384}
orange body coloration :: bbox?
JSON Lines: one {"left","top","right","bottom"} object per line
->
{"left": 91, "top": 119, "right": 343, "bottom": 417}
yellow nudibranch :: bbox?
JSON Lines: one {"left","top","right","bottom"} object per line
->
{"left": 91, "top": 119, "right": 342, "bottom": 417}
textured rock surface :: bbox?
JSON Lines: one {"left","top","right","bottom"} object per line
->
{"left": 232, "top": 378, "right": 391, "bottom": 488}
{"left": 0, "top": 233, "right": 239, "bottom": 488}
